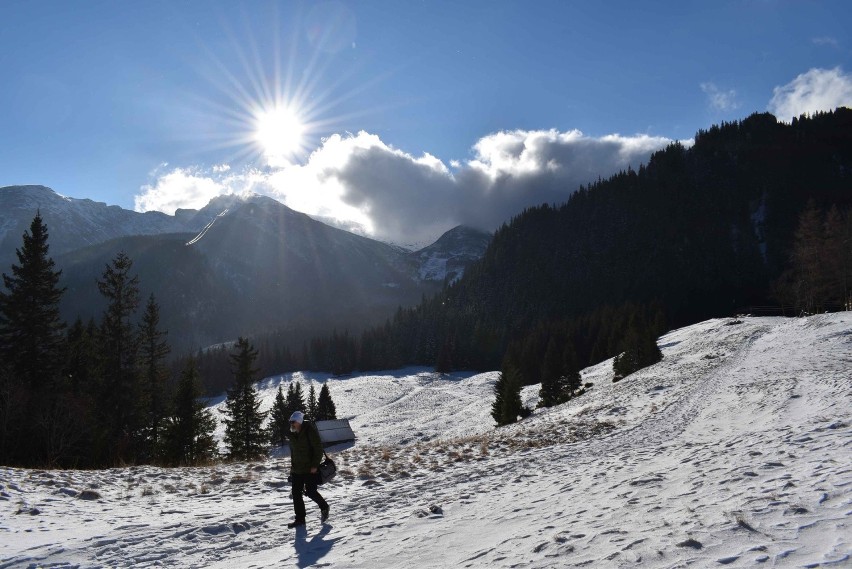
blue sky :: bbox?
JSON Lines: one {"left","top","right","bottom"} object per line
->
{"left": 2, "top": 0, "right": 851, "bottom": 244}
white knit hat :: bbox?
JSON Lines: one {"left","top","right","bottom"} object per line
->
{"left": 289, "top": 411, "right": 304, "bottom": 424}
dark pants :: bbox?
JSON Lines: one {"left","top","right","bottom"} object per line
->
{"left": 291, "top": 473, "right": 328, "bottom": 520}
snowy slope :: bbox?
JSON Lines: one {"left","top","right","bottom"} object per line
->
{"left": 1, "top": 314, "right": 850, "bottom": 568}
{"left": 411, "top": 225, "right": 492, "bottom": 283}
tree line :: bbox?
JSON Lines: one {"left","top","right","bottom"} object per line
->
{"left": 775, "top": 201, "right": 852, "bottom": 313}
{"left": 491, "top": 302, "right": 666, "bottom": 425}
{"left": 0, "top": 213, "right": 337, "bottom": 468}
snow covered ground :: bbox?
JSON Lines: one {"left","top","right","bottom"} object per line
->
{"left": 1, "top": 314, "right": 850, "bottom": 568}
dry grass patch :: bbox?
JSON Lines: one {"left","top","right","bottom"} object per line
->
{"left": 333, "top": 419, "right": 616, "bottom": 484}
{"left": 357, "top": 462, "right": 375, "bottom": 480}
{"left": 229, "top": 474, "right": 253, "bottom": 484}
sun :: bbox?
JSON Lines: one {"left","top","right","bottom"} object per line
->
{"left": 253, "top": 105, "right": 305, "bottom": 166}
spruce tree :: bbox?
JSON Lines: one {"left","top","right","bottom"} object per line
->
{"left": 491, "top": 372, "right": 507, "bottom": 425}
{"left": 96, "top": 251, "right": 142, "bottom": 464}
{"left": 0, "top": 212, "right": 66, "bottom": 387}
{"left": 538, "top": 337, "right": 566, "bottom": 407}
{"left": 60, "top": 318, "right": 99, "bottom": 466}
{"left": 285, "top": 381, "right": 306, "bottom": 418}
{"left": 562, "top": 343, "right": 582, "bottom": 396}
{"left": 161, "top": 358, "right": 217, "bottom": 465}
{"left": 65, "top": 318, "right": 98, "bottom": 393}
{"left": 137, "top": 294, "right": 171, "bottom": 462}
{"left": 307, "top": 383, "right": 318, "bottom": 421}
{"left": 268, "top": 384, "right": 290, "bottom": 447}
{"left": 222, "top": 338, "right": 267, "bottom": 460}
{"left": 613, "top": 310, "right": 662, "bottom": 381}
{"left": 316, "top": 383, "right": 337, "bottom": 420}
{"left": 823, "top": 206, "right": 851, "bottom": 308}
{"left": 0, "top": 212, "right": 67, "bottom": 465}
{"left": 435, "top": 337, "right": 453, "bottom": 373}
{"left": 790, "top": 202, "right": 827, "bottom": 313}
{"left": 503, "top": 365, "right": 525, "bottom": 424}
{"left": 492, "top": 364, "right": 525, "bottom": 426}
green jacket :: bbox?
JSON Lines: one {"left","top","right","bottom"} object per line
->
{"left": 287, "top": 421, "right": 324, "bottom": 475}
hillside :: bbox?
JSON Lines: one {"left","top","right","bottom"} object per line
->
{"left": 54, "top": 197, "right": 442, "bottom": 351}
{"left": 363, "top": 110, "right": 852, "bottom": 375}
{"left": 1, "top": 313, "right": 849, "bottom": 567}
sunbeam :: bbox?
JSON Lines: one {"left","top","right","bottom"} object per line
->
{"left": 175, "top": 4, "right": 378, "bottom": 170}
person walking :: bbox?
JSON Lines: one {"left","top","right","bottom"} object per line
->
{"left": 286, "top": 411, "right": 330, "bottom": 528}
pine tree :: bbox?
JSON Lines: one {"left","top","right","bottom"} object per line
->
{"left": 222, "top": 338, "right": 267, "bottom": 460}
{"left": 790, "top": 203, "right": 827, "bottom": 313}
{"left": 137, "top": 294, "right": 171, "bottom": 462}
{"left": 95, "top": 251, "right": 143, "bottom": 464}
{"left": 285, "top": 381, "right": 306, "bottom": 417}
{"left": 316, "top": 383, "right": 337, "bottom": 420}
{"left": 268, "top": 384, "right": 290, "bottom": 447}
{"left": 59, "top": 318, "right": 99, "bottom": 466}
{"left": 435, "top": 337, "right": 453, "bottom": 373}
{"left": 307, "top": 383, "right": 318, "bottom": 421}
{"left": 613, "top": 310, "right": 662, "bottom": 382}
{"left": 65, "top": 318, "right": 98, "bottom": 393}
{"left": 823, "top": 206, "right": 851, "bottom": 308}
{"left": 561, "top": 341, "right": 582, "bottom": 398}
{"left": 161, "top": 358, "right": 217, "bottom": 465}
{"left": 491, "top": 372, "right": 507, "bottom": 425}
{"left": 492, "top": 364, "right": 525, "bottom": 426}
{"left": 0, "top": 212, "right": 67, "bottom": 465}
{"left": 538, "top": 337, "right": 566, "bottom": 407}
{"left": 0, "top": 212, "right": 66, "bottom": 387}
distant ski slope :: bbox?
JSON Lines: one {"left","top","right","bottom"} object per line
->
{"left": 186, "top": 208, "right": 229, "bottom": 246}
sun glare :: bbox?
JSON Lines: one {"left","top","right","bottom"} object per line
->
{"left": 254, "top": 105, "right": 305, "bottom": 165}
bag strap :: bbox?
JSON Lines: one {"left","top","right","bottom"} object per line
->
{"left": 305, "top": 420, "right": 330, "bottom": 461}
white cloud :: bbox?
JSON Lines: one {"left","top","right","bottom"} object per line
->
{"left": 701, "top": 82, "right": 740, "bottom": 112}
{"left": 454, "top": 129, "right": 674, "bottom": 235}
{"left": 135, "top": 168, "right": 228, "bottom": 214}
{"left": 812, "top": 36, "right": 840, "bottom": 48}
{"left": 135, "top": 129, "right": 675, "bottom": 245}
{"left": 135, "top": 165, "right": 275, "bottom": 214}
{"left": 768, "top": 67, "right": 852, "bottom": 121}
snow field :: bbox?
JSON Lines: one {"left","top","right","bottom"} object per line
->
{"left": 0, "top": 314, "right": 849, "bottom": 568}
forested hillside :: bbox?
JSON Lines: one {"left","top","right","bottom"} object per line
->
{"left": 271, "top": 110, "right": 852, "bottom": 383}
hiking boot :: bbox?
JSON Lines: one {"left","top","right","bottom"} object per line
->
{"left": 320, "top": 507, "right": 330, "bottom": 523}
{"left": 287, "top": 518, "right": 306, "bottom": 529}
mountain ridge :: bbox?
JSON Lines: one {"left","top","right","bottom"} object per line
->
{"left": 0, "top": 185, "right": 488, "bottom": 280}
{"left": 0, "top": 185, "right": 490, "bottom": 351}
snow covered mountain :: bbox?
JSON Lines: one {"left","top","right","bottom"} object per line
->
{"left": 1, "top": 185, "right": 488, "bottom": 349}
{"left": 411, "top": 225, "right": 491, "bottom": 283}
{"left": 0, "top": 185, "right": 486, "bottom": 285}
{"left": 0, "top": 185, "right": 192, "bottom": 268}
{"left": 2, "top": 314, "right": 849, "bottom": 567}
